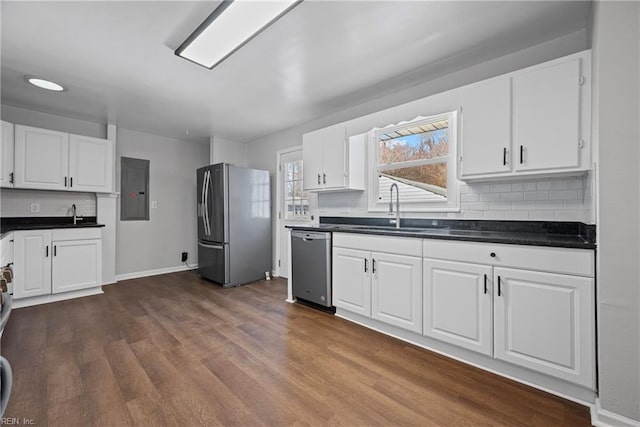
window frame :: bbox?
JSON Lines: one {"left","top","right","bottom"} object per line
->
{"left": 367, "top": 111, "right": 460, "bottom": 213}
{"left": 283, "top": 158, "right": 311, "bottom": 221}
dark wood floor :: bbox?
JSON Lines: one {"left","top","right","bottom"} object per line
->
{"left": 1, "top": 272, "right": 591, "bottom": 426}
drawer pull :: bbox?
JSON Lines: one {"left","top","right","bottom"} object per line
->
{"left": 497, "top": 276, "right": 502, "bottom": 296}
{"left": 483, "top": 274, "right": 487, "bottom": 294}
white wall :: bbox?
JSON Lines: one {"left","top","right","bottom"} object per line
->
{"left": 1, "top": 104, "right": 105, "bottom": 138}
{"left": 116, "top": 128, "right": 209, "bottom": 277}
{"left": 245, "top": 31, "right": 591, "bottom": 270}
{"left": 592, "top": 1, "right": 640, "bottom": 422}
{"left": 210, "top": 136, "right": 247, "bottom": 166}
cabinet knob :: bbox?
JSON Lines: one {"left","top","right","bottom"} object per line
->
{"left": 490, "top": 252, "right": 496, "bottom": 258}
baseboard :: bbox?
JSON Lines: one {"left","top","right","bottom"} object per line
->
{"left": 13, "top": 287, "right": 104, "bottom": 308}
{"left": 116, "top": 264, "right": 198, "bottom": 282}
{"left": 591, "top": 398, "right": 640, "bottom": 427}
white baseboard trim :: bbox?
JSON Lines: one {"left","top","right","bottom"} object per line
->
{"left": 591, "top": 398, "right": 640, "bottom": 427}
{"left": 116, "top": 264, "right": 198, "bottom": 282}
{"left": 13, "top": 287, "right": 104, "bottom": 308}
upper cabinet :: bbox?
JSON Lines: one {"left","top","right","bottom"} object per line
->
{"left": 69, "top": 134, "right": 113, "bottom": 192}
{"left": 460, "top": 52, "right": 590, "bottom": 181}
{"left": 302, "top": 123, "right": 365, "bottom": 192}
{"left": 15, "top": 125, "right": 70, "bottom": 190}
{"left": 0, "top": 121, "right": 14, "bottom": 188}
{"left": 13, "top": 124, "right": 113, "bottom": 193}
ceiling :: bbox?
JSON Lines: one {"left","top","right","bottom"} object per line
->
{"left": 1, "top": 1, "right": 592, "bottom": 143}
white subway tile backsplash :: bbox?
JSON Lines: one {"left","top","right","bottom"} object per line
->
{"left": 505, "top": 211, "right": 530, "bottom": 220}
{"left": 511, "top": 182, "right": 537, "bottom": 191}
{"left": 500, "top": 192, "right": 524, "bottom": 201}
{"left": 484, "top": 211, "right": 506, "bottom": 219}
{"left": 490, "top": 201, "right": 512, "bottom": 211}
{"left": 549, "top": 180, "right": 565, "bottom": 190}
{"left": 461, "top": 193, "right": 480, "bottom": 202}
{"left": 479, "top": 193, "right": 502, "bottom": 202}
{"left": 524, "top": 191, "right": 549, "bottom": 201}
{"left": 563, "top": 178, "right": 584, "bottom": 190}
{"left": 490, "top": 183, "right": 512, "bottom": 193}
{"left": 511, "top": 201, "right": 537, "bottom": 211}
{"left": 529, "top": 211, "right": 558, "bottom": 220}
{"left": 470, "top": 202, "right": 490, "bottom": 210}
{"left": 536, "top": 181, "right": 552, "bottom": 190}
{"left": 536, "top": 200, "right": 565, "bottom": 211}
{"left": 1, "top": 189, "right": 96, "bottom": 217}
{"left": 549, "top": 190, "right": 578, "bottom": 200}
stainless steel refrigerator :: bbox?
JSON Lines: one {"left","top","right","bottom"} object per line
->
{"left": 197, "top": 163, "right": 271, "bottom": 287}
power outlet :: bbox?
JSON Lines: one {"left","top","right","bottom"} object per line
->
{"left": 181, "top": 252, "right": 188, "bottom": 262}
{"left": 30, "top": 203, "right": 40, "bottom": 213}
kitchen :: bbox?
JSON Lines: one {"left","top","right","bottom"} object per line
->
{"left": 0, "top": 1, "right": 638, "bottom": 426}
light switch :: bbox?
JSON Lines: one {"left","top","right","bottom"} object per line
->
{"left": 151, "top": 201, "right": 158, "bottom": 209}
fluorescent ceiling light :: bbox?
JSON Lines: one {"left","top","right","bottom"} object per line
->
{"left": 176, "top": 0, "right": 301, "bottom": 69}
{"left": 26, "top": 77, "right": 65, "bottom": 92}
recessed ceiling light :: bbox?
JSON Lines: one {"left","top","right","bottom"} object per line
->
{"left": 176, "top": 0, "right": 301, "bottom": 69}
{"left": 26, "top": 76, "right": 65, "bottom": 92}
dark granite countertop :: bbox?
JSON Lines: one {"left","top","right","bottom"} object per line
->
{"left": 1, "top": 217, "right": 105, "bottom": 234}
{"left": 287, "top": 217, "right": 596, "bottom": 249}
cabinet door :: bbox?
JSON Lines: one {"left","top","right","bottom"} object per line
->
{"left": 513, "top": 58, "right": 581, "bottom": 171}
{"left": 13, "top": 230, "right": 52, "bottom": 299}
{"left": 0, "top": 121, "right": 14, "bottom": 188}
{"left": 423, "top": 259, "right": 493, "bottom": 355}
{"left": 461, "top": 78, "right": 512, "bottom": 177}
{"left": 332, "top": 247, "right": 370, "bottom": 317}
{"left": 322, "top": 124, "right": 347, "bottom": 189}
{"left": 302, "top": 130, "right": 323, "bottom": 191}
{"left": 371, "top": 252, "right": 422, "bottom": 333}
{"left": 494, "top": 267, "right": 594, "bottom": 388}
{"left": 14, "top": 125, "right": 69, "bottom": 190}
{"left": 69, "top": 134, "right": 113, "bottom": 192}
{"left": 52, "top": 239, "right": 102, "bottom": 293}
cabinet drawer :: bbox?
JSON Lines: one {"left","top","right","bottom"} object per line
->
{"left": 334, "top": 233, "right": 421, "bottom": 257}
{"left": 52, "top": 227, "right": 102, "bottom": 241}
{"left": 423, "top": 239, "right": 593, "bottom": 277}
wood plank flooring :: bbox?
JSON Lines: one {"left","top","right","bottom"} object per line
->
{"left": 1, "top": 271, "right": 591, "bottom": 426}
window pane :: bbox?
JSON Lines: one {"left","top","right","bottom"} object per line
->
{"left": 379, "top": 127, "right": 449, "bottom": 165}
{"left": 286, "top": 199, "right": 295, "bottom": 219}
{"left": 378, "top": 163, "right": 448, "bottom": 202}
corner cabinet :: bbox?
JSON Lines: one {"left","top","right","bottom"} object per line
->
{"left": 13, "top": 124, "right": 113, "bottom": 193}
{"left": 460, "top": 51, "right": 591, "bottom": 181}
{"left": 1, "top": 121, "right": 14, "bottom": 188}
{"left": 302, "top": 124, "right": 365, "bottom": 192}
{"left": 333, "top": 233, "right": 422, "bottom": 334}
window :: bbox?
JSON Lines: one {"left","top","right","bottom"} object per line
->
{"left": 368, "top": 112, "right": 459, "bottom": 212}
{"left": 284, "top": 159, "right": 310, "bottom": 219}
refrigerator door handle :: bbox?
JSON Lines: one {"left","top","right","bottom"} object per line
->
{"left": 204, "top": 170, "right": 211, "bottom": 236}
{"left": 198, "top": 242, "right": 224, "bottom": 250}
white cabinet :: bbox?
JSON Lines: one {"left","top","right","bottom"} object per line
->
{"left": 52, "top": 238, "right": 102, "bottom": 293}
{"left": 0, "top": 121, "right": 14, "bottom": 188}
{"left": 69, "top": 134, "right": 113, "bottom": 192}
{"left": 371, "top": 252, "right": 422, "bottom": 333}
{"left": 13, "top": 125, "right": 113, "bottom": 193}
{"left": 423, "top": 258, "right": 493, "bottom": 356}
{"left": 14, "top": 125, "right": 69, "bottom": 190}
{"left": 493, "top": 267, "right": 594, "bottom": 388}
{"left": 333, "top": 233, "right": 422, "bottom": 333}
{"left": 422, "top": 239, "right": 595, "bottom": 389}
{"left": 302, "top": 124, "right": 365, "bottom": 192}
{"left": 333, "top": 247, "right": 371, "bottom": 317}
{"left": 461, "top": 78, "right": 511, "bottom": 177}
{"left": 13, "top": 228, "right": 102, "bottom": 301}
{"left": 460, "top": 51, "right": 590, "bottom": 181}
{"left": 13, "top": 230, "right": 52, "bottom": 299}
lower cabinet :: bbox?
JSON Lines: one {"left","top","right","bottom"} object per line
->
{"left": 493, "top": 267, "right": 594, "bottom": 387}
{"left": 423, "top": 258, "right": 493, "bottom": 356}
{"left": 333, "top": 234, "right": 423, "bottom": 334}
{"left": 13, "top": 228, "right": 102, "bottom": 300}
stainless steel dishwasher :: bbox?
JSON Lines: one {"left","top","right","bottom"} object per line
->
{"left": 291, "top": 230, "right": 332, "bottom": 307}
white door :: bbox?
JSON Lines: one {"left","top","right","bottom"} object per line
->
{"left": 302, "top": 130, "right": 323, "bottom": 191}
{"left": 52, "top": 239, "right": 102, "bottom": 293}
{"left": 0, "top": 121, "right": 14, "bottom": 188}
{"left": 423, "top": 258, "right": 493, "bottom": 355}
{"left": 14, "top": 125, "right": 69, "bottom": 190}
{"left": 13, "top": 230, "right": 52, "bottom": 299}
{"left": 372, "top": 252, "right": 422, "bottom": 333}
{"left": 513, "top": 58, "right": 581, "bottom": 172}
{"left": 461, "top": 77, "right": 512, "bottom": 177}
{"left": 333, "top": 247, "right": 371, "bottom": 317}
{"left": 322, "top": 123, "right": 347, "bottom": 189}
{"left": 277, "top": 148, "right": 314, "bottom": 278}
{"left": 493, "top": 267, "right": 594, "bottom": 388}
{"left": 69, "top": 134, "right": 113, "bottom": 192}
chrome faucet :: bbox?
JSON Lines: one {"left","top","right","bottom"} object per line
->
{"left": 72, "top": 204, "right": 77, "bottom": 225}
{"left": 389, "top": 183, "right": 400, "bottom": 229}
